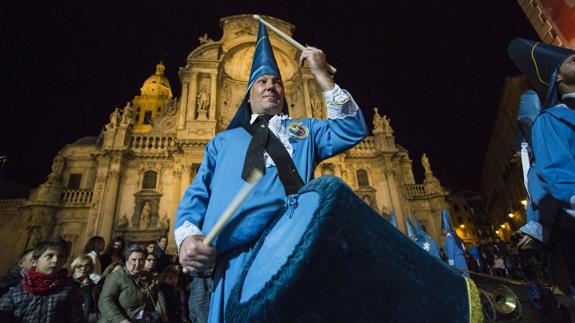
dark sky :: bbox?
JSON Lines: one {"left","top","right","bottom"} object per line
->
{"left": 0, "top": 1, "right": 538, "bottom": 194}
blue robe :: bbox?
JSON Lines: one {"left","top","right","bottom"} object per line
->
{"left": 532, "top": 104, "right": 575, "bottom": 214}
{"left": 175, "top": 96, "right": 367, "bottom": 322}
{"left": 444, "top": 233, "right": 469, "bottom": 277}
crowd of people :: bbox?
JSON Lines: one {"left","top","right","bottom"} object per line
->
{"left": 0, "top": 235, "right": 209, "bottom": 323}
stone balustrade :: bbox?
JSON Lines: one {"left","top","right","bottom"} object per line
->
{"left": 130, "top": 135, "right": 176, "bottom": 153}
{"left": 61, "top": 189, "right": 93, "bottom": 205}
{"left": 0, "top": 199, "right": 25, "bottom": 210}
{"left": 406, "top": 184, "right": 426, "bottom": 198}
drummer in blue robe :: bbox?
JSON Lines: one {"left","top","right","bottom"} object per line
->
{"left": 441, "top": 209, "right": 469, "bottom": 277}
{"left": 174, "top": 22, "right": 367, "bottom": 322}
{"left": 508, "top": 38, "right": 575, "bottom": 293}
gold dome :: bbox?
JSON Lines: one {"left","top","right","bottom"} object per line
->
{"left": 140, "top": 62, "right": 173, "bottom": 97}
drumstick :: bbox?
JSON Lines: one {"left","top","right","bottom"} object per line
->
{"left": 253, "top": 15, "right": 337, "bottom": 75}
{"left": 203, "top": 169, "right": 263, "bottom": 246}
{"left": 182, "top": 170, "right": 263, "bottom": 274}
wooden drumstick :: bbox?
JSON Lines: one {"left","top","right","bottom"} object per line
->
{"left": 182, "top": 169, "right": 263, "bottom": 274}
{"left": 253, "top": 14, "right": 337, "bottom": 75}
{"left": 203, "top": 169, "right": 263, "bottom": 246}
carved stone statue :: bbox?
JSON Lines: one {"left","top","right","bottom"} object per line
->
{"left": 197, "top": 88, "right": 210, "bottom": 112}
{"left": 311, "top": 95, "right": 324, "bottom": 119}
{"left": 198, "top": 33, "right": 213, "bottom": 44}
{"left": 160, "top": 213, "right": 170, "bottom": 229}
{"left": 163, "top": 97, "right": 178, "bottom": 116}
{"left": 382, "top": 115, "right": 392, "bottom": 134}
{"left": 105, "top": 108, "right": 122, "bottom": 130}
{"left": 26, "top": 226, "right": 43, "bottom": 249}
{"left": 373, "top": 107, "right": 384, "bottom": 134}
{"left": 117, "top": 214, "right": 129, "bottom": 229}
{"left": 422, "top": 153, "right": 432, "bottom": 174}
{"left": 140, "top": 200, "right": 152, "bottom": 229}
{"left": 50, "top": 154, "right": 65, "bottom": 175}
{"left": 120, "top": 102, "right": 133, "bottom": 127}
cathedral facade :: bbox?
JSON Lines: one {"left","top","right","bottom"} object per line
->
{"left": 0, "top": 15, "right": 449, "bottom": 273}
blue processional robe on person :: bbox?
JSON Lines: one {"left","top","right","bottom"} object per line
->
{"left": 444, "top": 232, "right": 469, "bottom": 277}
{"left": 175, "top": 90, "right": 367, "bottom": 322}
{"left": 532, "top": 103, "right": 575, "bottom": 220}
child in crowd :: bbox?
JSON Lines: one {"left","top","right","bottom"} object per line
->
{"left": 0, "top": 240, "right": 86, "bottom": 322}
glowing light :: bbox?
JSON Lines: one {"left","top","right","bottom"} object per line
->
{"left": 459, "top": 224, "right": 465, "bottom": 229}
{"left": 500, "top": 224, "right": 506, "bottom": 229}
{"left": 495, "top": 230, "right": 500, "bottom": 234}
{"left": 508, "top": 213, "right": 514, "bottom": 218}
{"left": 520, "top": 200, "right": 527, "bottom": 206}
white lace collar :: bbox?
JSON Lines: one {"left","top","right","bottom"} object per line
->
{"left": 249, "top": 114, "right": 294, "bottom": 167}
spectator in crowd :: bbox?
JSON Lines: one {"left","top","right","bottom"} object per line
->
{"left": 146, "top": 241, "right": 156, "bottom": 256}
{"left": 159, "top": 266, "right": 189, "bottom": 323}
{"left": 144, "top": 253, "right": 159, "bottom": 283}
{"left": 83, "top": 236, "right": 105, "bottom": 284}
{"left": 0, "top": 249, "right": 33, "bottom": 297}
{"left": 154, "top": 236, "right": 172, "bottom": 273}
{"left": 100, "top": 236, "right": 126, "bottom": 271}
{"left": 493, "top": 254, "right": 507, "bottom": 277}
{"left": 71, "top": 254, "right": 97, "bottom": 322}
{"left": 98, "top": 244, "right": 167, "bottom": 323}
{"left": 0, "top": 240, "right": 85, "bottom": 322}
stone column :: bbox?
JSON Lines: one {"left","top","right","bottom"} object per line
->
{"left": 302, "top": 77, "right": 314, "bottom": 118}
{"left": 209, "top": 72, "right": 218, "bottom": 121}
{"left": 97, "top": 169, "right": 121, "bottom": 242}
{"left": 385, "top": 169, "right": 406, "bottom": 233}
{"left": 168, "top": 168, "right": 182, "bottom": 252}
{"left": 180, "top": 165, "right": 192, "bottom": 199}
{"left": 178, "top": 80, "right": 190, "bottom": 129}
{"left": 187, "top": 73, "right": 198, "bottom": 122}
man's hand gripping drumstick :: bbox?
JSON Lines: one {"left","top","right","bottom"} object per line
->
{"left": 179, "top": 170, "right": 263, "bottom": 274}
{"left": 253, "top": 15, "right": 337, "bottom": 75}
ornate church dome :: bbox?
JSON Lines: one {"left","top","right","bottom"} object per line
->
{"left": 140, "top": 62, "right": 173, "bottom": 97}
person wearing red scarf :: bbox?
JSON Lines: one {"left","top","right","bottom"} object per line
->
{"left": 0, "top": 240, "right": 86, "bottom": 322}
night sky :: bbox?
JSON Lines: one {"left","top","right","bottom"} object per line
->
{"left": 1, "top": 1, "right": 539, "bottom": 195}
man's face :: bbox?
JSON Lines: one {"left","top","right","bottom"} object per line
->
{"left": 158, "top": 237, "right": 168, "bottom": 249}
{"left": 146, "top": 243, "right": 156, "bottom": 254}
{"left": 144, "top": 254, "right": 156, "bottom": 271}
{"left": 557, "top": 55, "right": 575, "bottom": 88}
{"left": 126, "top": 252, "right": 146, "bottom": 275}
{"left": 32, "top": 248, "right": 66, "bottom": 276}
{"left": 249, "top": 75, "right": 285, "bottom": 115}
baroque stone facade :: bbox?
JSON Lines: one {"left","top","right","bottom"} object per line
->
{"left": 0, "top": 15, "right": 449, "bottom": 273}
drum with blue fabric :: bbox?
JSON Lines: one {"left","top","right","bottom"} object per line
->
{"left": 226, "top": 176, "right": 482, "bottom": 322}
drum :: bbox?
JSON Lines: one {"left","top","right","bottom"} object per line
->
{"left": 226, "top": 176, "right": 482, "bottom": 322}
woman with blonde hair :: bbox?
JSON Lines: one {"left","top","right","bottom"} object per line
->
{"left": 71, "top": 254, "right": 97, "bottom": 322}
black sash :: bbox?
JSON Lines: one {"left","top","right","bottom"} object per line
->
{"left": 242, "top": 118, "right": 304, "bottom": 195}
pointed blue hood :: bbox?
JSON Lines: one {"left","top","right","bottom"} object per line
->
{"left": 441, "top": 209, "right": 454, "bottom": 233}
{"left": 507, "top": 38, "right": 575, "bottom": 109}
{"left": 388, "top": 211, "right": 397, "bottom": 229}
{"left": 227, "top": 22, "right": 289, "bottom": 130}
{"left": 406, "top": 217, "right": 416, "bottom": 239}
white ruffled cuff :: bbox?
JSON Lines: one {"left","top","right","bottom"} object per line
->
{"left": 174, "top": 220, "right": 203, "bottom": 251}
{"left": 324, "top": 84, "right": 358, "bottom": 119}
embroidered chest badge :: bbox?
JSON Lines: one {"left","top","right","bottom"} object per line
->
{"left": 288, "top": 123, "right": 309, "bottom": 139}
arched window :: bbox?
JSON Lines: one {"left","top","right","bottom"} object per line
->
{"left": 356, "top": 169, "right": 369, "bottom": 187}
{"left": 142, "top": 171, "right": 157, "bottom": 189}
